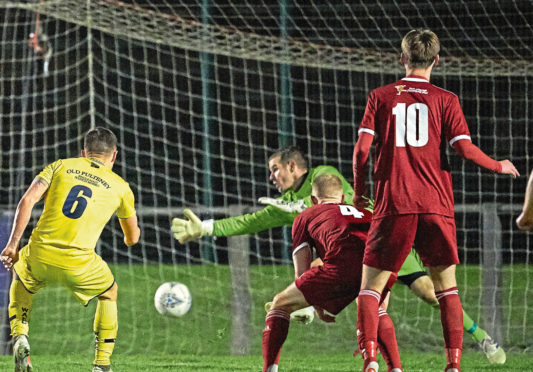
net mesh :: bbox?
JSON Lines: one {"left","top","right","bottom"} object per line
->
{"left": 0, "top": 0, "right": 532, "bottom": 356}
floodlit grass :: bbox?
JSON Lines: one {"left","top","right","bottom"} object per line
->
{"left": 1, "top": 351, "right": 533, "bottom": 371}
{"left": 0, "top": 264, "right": 531, "bottom": 371}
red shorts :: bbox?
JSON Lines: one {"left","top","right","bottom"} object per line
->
{"left": 363, "top": 213, "right": 459, "bottom": 272}
{"left": 295, "top": 263, "right": 361, "bottom": 315}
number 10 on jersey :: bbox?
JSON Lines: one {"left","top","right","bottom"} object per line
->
{"left": 393, "top": 102, "right": 429, "bottom": 147}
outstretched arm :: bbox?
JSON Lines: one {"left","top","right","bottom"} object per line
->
{"left": 517, "top": 170, "right": 533, "bottom": 231}
{"left": 452, "top": 140, "right": 519, "bottom": 177}
{"left": 172, "top": 204, "right": 296, "bottom": 243}
{"left": 0, "top": 177, "right": 49, "bottom": 270}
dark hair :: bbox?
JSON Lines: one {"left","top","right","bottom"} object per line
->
{"left": 84, "top": 127, "right": 117, "bottom": 155}
{"left": 401, "top": 29, "right": 440, "bottom": 69}
{"left": 269, "top": 145, "right": 308, "bottom": 170}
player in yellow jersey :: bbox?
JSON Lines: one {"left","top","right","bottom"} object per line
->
{"left": 0, "top": 127, "right": 140, "bottom": 372}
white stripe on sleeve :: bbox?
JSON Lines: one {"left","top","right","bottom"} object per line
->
{"left": 358, "top": 128, "right": 375, "bottom": 136}
{"left": 449, "top": 134, "right": 471, "bottom": 146}
{"left": 292, "top": 242, "right": 310, "bottom": 256}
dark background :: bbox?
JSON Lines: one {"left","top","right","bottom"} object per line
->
{"left": 0, "top": 0, "right": 531, "bottom": 266}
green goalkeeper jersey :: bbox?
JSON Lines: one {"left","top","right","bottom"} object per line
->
{"left": 213, "top": 165, "right": 354, "bottom": 236}
{"left": 212, "top": 164, "right": 425, "bottom": 276}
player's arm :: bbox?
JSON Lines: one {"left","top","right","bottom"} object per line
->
{"left": 214, "top": 205, "right": 296, "bottom": 236}
{"left": 117, "top": 187, "right": 140, "bottom": 247}
{"left": 452, "top": 139, "right": 519, "bottom": 177}
{"left": 353, "top": 91, "right": 376, "bottom": 208}
{"left": 0, "top": 177, "right": 49, "bottom": 270}
{"left": 292, "top": 242, "right": 312, "bottom": 280}
{"left": 445, "top": 95, "right": 518, "bottom": 177}
{"left": 353, "top": 131, "right": 374, "bottom": 208}
{"left": 291, "top": 215, "right": 313, "bottom": 279}
{"left": 119, "top": 216, "right": 140, "bottom": 246}
{"left": 172, "top": 204, "right": 295, "bottom": 243}
{"left": 517, "top": 170, "right": 533, "bottom": 231}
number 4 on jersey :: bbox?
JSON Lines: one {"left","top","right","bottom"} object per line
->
{"left": 339, "top": 205, "right": 364, "bottom": 218}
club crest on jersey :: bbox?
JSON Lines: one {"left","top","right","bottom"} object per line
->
{"left": 395, "top": 85, "right": 428, "bottom": 95}
{"left": 395, "top": 85, "right": 407, "bottom": 95}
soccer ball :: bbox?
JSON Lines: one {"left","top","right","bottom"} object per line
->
{"left": 154, "top": 281, "right": 192, "bottom": 317}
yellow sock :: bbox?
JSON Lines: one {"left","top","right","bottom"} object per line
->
{"left": 8, "top": 279, "right": 33, "bottom": 338}
{"left": 93, "top": 300, "right": 118, "bottom": 366}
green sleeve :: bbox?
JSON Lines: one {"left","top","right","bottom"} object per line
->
{"left": 398, "top": 249, "right": 425, "bottom": 277}
{"left": 213, "top": 204, "right": 298, "bottom": 237}
{"left": 213, "top": 165, "right": 361, "bottom": 237}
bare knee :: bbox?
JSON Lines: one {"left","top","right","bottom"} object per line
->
{"left": 429, "top": 265, "right": 457, "bottom": 292}
{"left": 271, "top": 288, "right": 307, "bottom": 313}
{"left": 410, "top": 276, "right": 438, "bottom": 304}
{"left": 98, "top": 282, "right": 118, "bottom": 301}
{"left": 271, "top": 293, "right": 292, "bottom": 312}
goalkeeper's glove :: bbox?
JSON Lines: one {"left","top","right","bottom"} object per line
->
{"left": 171, "top": 209, "right": 213, "bottom": 244}
{"left": 258, "top": 197, "right": 307, "bottom": 213}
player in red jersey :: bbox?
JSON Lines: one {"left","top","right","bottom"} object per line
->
{"left": 353, "top": 29, "right": 519, "bottom": 372}
{"left": 261, "top": 173, "right": 401, "bottom": 372}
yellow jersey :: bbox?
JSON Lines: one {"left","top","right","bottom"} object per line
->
{"left": 27, "top": 157, "right": 136, "bottom": 267}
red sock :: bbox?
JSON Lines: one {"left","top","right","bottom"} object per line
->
{"left": 445, "top": 348, "right": 462, "bottom": 371}
{"left": 377, "top": 308, "right": 402, "bottom": 371}
{"left": 436, "top": 287, "right": 463, "bottom": 369}
{"left": 262, "top": 309, "right": 290, "bottom": 372}
{"left": 357, "top": 290, "right": 381, "bottom": 366}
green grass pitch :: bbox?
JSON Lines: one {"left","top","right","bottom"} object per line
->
{"left": 0, "top": 264, "right": 532, "bottom": 371}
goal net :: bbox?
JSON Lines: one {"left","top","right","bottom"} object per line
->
{"left": 0, "top": 0, "right": 531, "bottom": 357}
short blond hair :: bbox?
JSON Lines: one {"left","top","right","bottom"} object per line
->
{"left": 312, "top": 173, "right": 343, "bottom": 200}
{"left": 401, "top": 29, "right": 440, "bottom": 69}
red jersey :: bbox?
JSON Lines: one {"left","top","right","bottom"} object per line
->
{"left": 291, "top": 203, "right": 372, "bottom": 267}
{"left": 358, "top": 76, "right": 471, "bottom": 218}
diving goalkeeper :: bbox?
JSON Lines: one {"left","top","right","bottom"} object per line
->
{"left": 171, "top": 145, "right": 505, "bottom": 363}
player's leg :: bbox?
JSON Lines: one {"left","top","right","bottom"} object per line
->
{"left": 357, "top": 278, "right": 402, "bottom": 372}
{"left": 409, "top": 274, "right": 475, "bottom": 334}
{"left": 359, "top": 215, "right": 416, "bottom": 372}
{"left": 400, "top": 249, "right": 506, "bottom": 364}
{"left": 359, "top": 290, "right": 402, "bottom": 372}
{"left": 416, "top": 214, "right": 463, "bottom": 372}
{"left": 358, "top": 266, "right": 395, "bottom": 372}
{"left": 9, "top": 248, "right": 46, "bottom": 372}
{"left": 93, "top": 282, "right": 118, "bottom": 372}
{"left": 66, "top": 253, "right": 117, "bottom": 372}
{"left": 9, "top": 270, "right": 33, "bottom": 341}
{"left": 262, "top": 282, "right": 309, "bottom": 372}
{"left": 429, "top": 265, "right": 463, "bottom": 372}
{"left": 377, "top": 308, "right": 402, "bottom": 372}
{"left": 9, "top": 270, "right": 34, "bottom": 372}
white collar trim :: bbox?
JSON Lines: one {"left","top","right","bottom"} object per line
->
{"left": 402, "top": 77, "right": 429, "bottom": 82}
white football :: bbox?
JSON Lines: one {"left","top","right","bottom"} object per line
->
{"left": 154, "top": 281, "right": 192, "bottom": 317}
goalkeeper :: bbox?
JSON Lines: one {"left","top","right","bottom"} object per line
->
{"left": 172, "top": 145, "right": 505, "bottom": 363}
